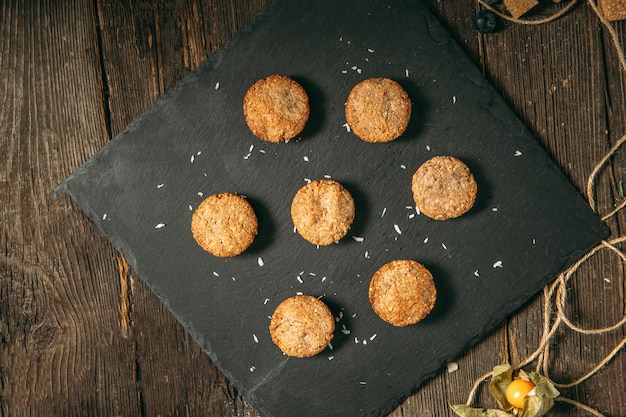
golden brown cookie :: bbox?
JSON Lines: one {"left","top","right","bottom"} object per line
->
{"left": 411, "top": 155, "right": 477, "bottom": 221}
{"left": 345, "top": 77, "right": 411, "bottom": 143}
{"left": 290, "top": 179, "right": 355, "bottom": 246}
{"left": 368, "top": 260, "right": 437, "bottom": 327}
{"left": 243, "top": 74, "right": 310, "bottom": 143}
{"left": 191, "top": 193, "right": 258, "bottom": 257}
{"left": 269, "top": 295, "right": 335, "bottom": 358}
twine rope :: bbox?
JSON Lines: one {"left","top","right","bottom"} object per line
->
{"left": 464, "top": 2, "right": 626, "bottom": 415}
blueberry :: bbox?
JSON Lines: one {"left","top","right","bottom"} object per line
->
{"left": 474, "top": 10, "right": 497, "bottom": 34}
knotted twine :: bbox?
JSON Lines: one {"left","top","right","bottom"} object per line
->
{"left": 464, "top": 1, "right": 626, "bottom": 416}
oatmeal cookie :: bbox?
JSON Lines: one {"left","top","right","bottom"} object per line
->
{"left": 243, "top": 74, "right": 310, "bottom": 143}
{"left": 368, "top": 260, "right": 437, "bottom": 327}
{"left": 269, "top": 295, "right": 335, "bottom": 358}
{"left": 345, "top": 77, "right": 411, "bottom": 143}
{"left": 290, "top": 179, "right": 355, "bottom": 246}
{"left": 411, "top": 155, "right": 477, "bottom": 220}
{"left": 191, "top": 193, "right": 258, "bottom": 257}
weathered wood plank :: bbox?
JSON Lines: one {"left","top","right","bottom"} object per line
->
{"left": 93, "top": 0, "right": 271, "bottom": 415}
{"left": 420, "top": 3, "right": 626, "bottom": 417}
{"left": 0, "top": 1, "right": 142, "bottom": 416}
{"left": 1, "top": 0, "right": 624, "bottom": 416}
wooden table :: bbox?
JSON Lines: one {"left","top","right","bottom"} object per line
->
{"left": 2, "top": 1, "right": 625, "bottom": 416}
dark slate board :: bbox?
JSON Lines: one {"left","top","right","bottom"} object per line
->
{"left": 55, "top": 0, "right": 608, "bottom": 416}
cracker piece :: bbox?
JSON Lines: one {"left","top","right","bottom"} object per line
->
{"left": 599, "top": 0, "right": 626, "bottom": 21}
{"left": 502, "top": 0, "right": 538, "bottom": 18}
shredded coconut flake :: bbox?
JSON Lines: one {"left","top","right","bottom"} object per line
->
{"left": 157, "top": 184, "right": 164, "bottom": 188}
{"left": 155, "top": 223, "right": 166, "bottom": 229}
{"left": 264, "top": 298, "right": 270, "bottom": 305}
{"left": 213, "top": 271, "right": 219, "bottom": 277}
{"left": 215, "top": 82, "right": 220, "bottom": 90}
{"left": 405, "top": 69, "right": 409, "bottom": 77}
{"left": 474, "top": 270, "right": 480, "bottom": 277}
{"left": 447, "top": 362, "right": 459, "bottom": 373}
{"left": 493, "top": 260, "right": 503, "bottom": 268}
{"left": 394, "top": 224, "right": 402, "bottom": 234}
{"left": 253, "top": 334, "right": 258, "bottom": 343}
{"left": 258, "top": 257, "right": 264, "bottom": 267}
{"left": 370, "top": 334, "right": 377, "bottom": 341}
{"left": 514, "top": 150, "right": 523, "bottom": 157}
{"left": 364, "top": 251, "right": 370, "bottom": 259}
{"left": 190, "top": 155, "right": 195, "bottom": 163}
{"left": 442, "top": 242, "right": 448, "bottom": 250}
{"left": 381, "top": 207, "right": 387, "bottom": 217}
{"left": 343, "top": 122, "right": 351, "bottom": 132}
{"left": 328, "top": 356, "right": 334, "bottom": 360}
{"left": 424, "top": 237, "right": 429, "bottom": 243}
{"left": 352, "top": 236, "right": 364, "bottom": 242}
{"left": 102, "top": 213, "right": 107, "bottom": 220}
{"left": 303, "top": 156, "right": 309, "bottom": 162}
{"left": 367, "top": 48, "right": 375, "bottom": 53}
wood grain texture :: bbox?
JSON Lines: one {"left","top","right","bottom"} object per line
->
{"left": 1, "top": 0, "right": 624, "bottom": 416}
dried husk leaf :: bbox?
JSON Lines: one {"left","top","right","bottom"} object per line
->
{"left": 518, "top": 370, "right": 560, "bottom": 417}
{"left": 451, "top": 364, "right": 560, "bottom": 417}
{"left": 489, "top": 364, "right": 514, "bottom": 410}
{"left": 450, "top": 404, "right": 515, "bottom": 417}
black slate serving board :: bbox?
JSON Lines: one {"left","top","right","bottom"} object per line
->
{"left": 55, "top": 0, "right": 609, "bottom": 416}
